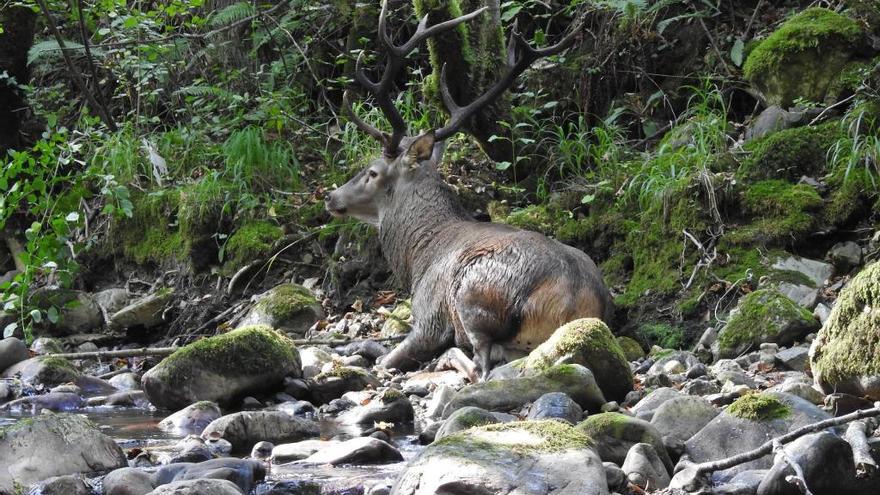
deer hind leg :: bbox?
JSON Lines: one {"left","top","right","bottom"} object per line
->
{"left": 455, "top": 301, "right": 509, "bottom": 381}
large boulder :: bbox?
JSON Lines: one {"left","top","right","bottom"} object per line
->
{"left": 650, "top": 395, "right": 719, "bottom": 444}
{"left": 1, "top": 356, "right": 80, "bottom": 388}
{"left": 142, "top": 325, "right": 301, "bottom": 410}
{"left": 713, "top": 289, "right": 819, "bottom": 360}
{"left": 576, "top": 413, "right": 673, "bottom": 473}
{"left": 392, "top": 420, "right": 609, "bottom": 495}
{"left": 810, "top": 261, "right": 880, "bottom": 399}
{"left": 685, "top": 392, "right": 832, "bottom": 481}
{"left": 442, "top": 364, "right": 606, "bottom": 417}
{"left": 236, "top": 284, "right": 323, "bottom": 337}
{"left": 0, "top": 337, "right": 29, "bottom": 373}
{"left": 302, "top": 437, "right": 403, "bottom": 465}
{"left": 200, "top": 411, "right": 319, "bottom": 452}
{"left": 153, "top": 458, "right": 266, "bottom": 494}
{"left": 521, "top": 318, "right": 633, "bottom": 401}
{"left": 147, "top": 479, "right": 243, "bottom": 495}
{"left": 743, "top": 8, "right": 865, "bottom": 107}
{"left": 0, "top": 414, "right": 126, "bottom": 493}
{"left": 108, "top": 289, "right": 174, "bottom": 331}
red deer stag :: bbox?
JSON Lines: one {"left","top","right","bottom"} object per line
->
{"left": 326, "top": 1, "right": 612, "bottom": 379}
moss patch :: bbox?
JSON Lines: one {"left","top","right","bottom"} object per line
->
{"left": 577, "top": 412, "right": 633, "bottom": 440}
{"left": 224, "top": 221, "right": 283, "bottom": 271}
{"left": 254, "top": 284, "right": 318, "bottom": 321}
{"left": 157, "top": 325, "right": 298, "bottom": 385}
{"left": 727, "top": 393, "right": 791, "bottom": 421}
{"left": 727, "top": 180, "right": 823, "bottom": 245}
{"left": 636, "top": 323, "right": 683, "bottom": 349}
{"left": 37, "top": 356, "right": 81, "bottom": 385}
{"left": 738, "top": 121, "right": 842, "bottom": 181}
{"left": 435, "top": 419, "right": 593, "bottom": 454}
{"left": 616, "top": 336, "right": 645, "bottom": 361}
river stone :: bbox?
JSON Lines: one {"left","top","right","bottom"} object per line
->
{"left": 200, "top": 411, "right": 319, "bottom": 452}
{"left": 776, "top": 282, "right": 818, "bottom": 309}
{"left": 1, "top": 391, "right": 83, "bottom": 412}
{"left": 521, "top": 318, "right": 633, "bottom": 401}
{"left": 810, "top": 261, "right": 880, "bottom": 400}
{"left": 527, "top": 392, "right": 583, "bottom": 424}
{"left": 435, "top": 406, "right": 499, "bottom": 440}
{"left": 299, "top": 346, "right": 334, "bottom": 379}
{"left": 142, "top": 325, "right": 301, "bottom": 410}
{"left": 650, "top": 395, "right": 718, "bottom": 443}
{"left": 828, "top": 241, "right": 862, "bottom": 272}
{"left": 302, "top": 437, "right": 403, "bottom": 465}
{"left": 774, "top": 346, "right": 809, "bottom": 372}
{"left": 392, "top": 420, "right": 608, "bottom": 495}
{"left": 31, "top": 475, "right": 91, "bottom": 495}
{"left": 338, "top": 390, "right": 414, "bottom": 426}
{"left": 30, "top": 337, "right": 63, "bottom": 355}
{"left": 147, "top": 479, "right": 244, "bottom": 495}
{"left": 616, "top": 336, "right": 644, "bottom": 361}
{"left": 108, "top": 372, "right": 142, "bottom": 390}
{"left": 576, "top": 412, "right": 673, "bottom": 472}
{"left": 94, "top": 288, "right": 131, "bottom": 316}
{"left": 631, "top": 387, "right": 681, "bottom": 421}
{"left": 271, "top": 439, "right": 331, "bottom": 463}
{"left": 154, "top": 458, "right": 266, "bottom": 494}
{"left": 237, "top": 283, "right": 323, "bottom": 337}
{"left": 622, "top": 443, "right": 670, "bottom": 490}
{"left": 713, "top": 289, "right": 819, "bottom": 360}
{"left": 0, "top": 337, "right": 28, "bottom": 373}
{"left": 1, "top": 356, "right": 80, "bottom": 388}
{"left": 162, "top": 436, "right": 213, "bottom": 464}
{"left": 309, "top": 366, "right": 381, "bottom": 404}
{"left": 102, "top": 468, "right": 157, "bottom": 495}
{"left": 647, "top": 351, "right": 701, "bottom": 376}
{"left": 772, "top": 255, "right": 833, "bottom": 288}
{"left": 767, "top": 380, "right": 824, "bottom": 405}
{"left": 109, "top": 289, "right": 173, "bottom": 331}
{"left": 76, "top": 375, "right": 118, "bottom": 395}
{"left": 0, "top": 413, "right": 126, "bottom": 493}
{"left": 685, "top": 392, "right": 832, "bottom": 481}
{"left": 30, "top": 288, "right": 103, "bottom": 336}
{"left": 757, "top": 431, "right": 880, "bottom": 495}
{"left": 159, "top": 401, "right": 222, "bottom": 434}
{"left": 443, "top": 364, "right": 606, "bottom": 417}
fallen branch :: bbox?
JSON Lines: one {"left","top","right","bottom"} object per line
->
{"left": 844, "top": 419, "right": 878, "bottom": 478}
{"left": 773, "top": 439, "right": 813, "bottom": 495}
{"left": 672, "top": 404, "right": 880, "bottom": 491}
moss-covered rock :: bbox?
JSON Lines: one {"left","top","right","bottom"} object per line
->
{"left": 237, "top": 283, "right": 323, "bottom": 336}
{"left": 1, "top": 356, "right": 81, "bottom": 388}
{"left": 435, "top": 406, "right": 499, "bottom": 440}
{"left": 310, "top": 365, "right": 381, "bottom": 404}
{"left": 379, "top": 299, "right": 412, "bottom": 338}
{"left": 223, "top": 221, "right": 283, "bottom": 272}
{"left": 576, "top": 412, "right": 673, "bottom": 472}
{"left": 395, "top": 420, "right": 608, "bottom": 495}
{"left": 522, "top": 318, "right": 633, "bottom": 401}
{"left": 727, "top": 393, "right": 791, "bottom": 421}
{"left": 442, "top": 364, "right": 607, "bottom": 417}
{"left": 617, "top": 336, "right": 645, "bottom": 362}
{"left": 727, "top": 180, "right": 823, "bottom": 245}
{"left": 738, "top": 121, "right": 842, "bottom": 181}
{"left": 713, "top": 289, "right": 819, "bottom": 360}
{"left": 142, "top": 325, "right": 301, "bottom": 410}
{"left": 744, "top": 8, "right": 864, "bottom": 107}
{"left": 810, "top": 261, "right": 880, "bottom": 399}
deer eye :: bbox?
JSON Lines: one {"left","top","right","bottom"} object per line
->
{"left": 368, "top": 170, "right": 378, "bottom": 179}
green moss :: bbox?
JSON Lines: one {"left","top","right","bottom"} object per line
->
{"left": 314, "top": 365, "right": 366, "bottom": 382}
{"left": 616, "top": 336, "right": 645, "bottom": 361}
{"left": 435, "top": 419, "right": 593, "bottom": 454}
{"left": 379, "top": 387, "right": 404, "bottom": 403}
{"left": 811, "top": 262, "right": 880, "bottom": 384}
{"left": 37, "top": 356, "right": 80, "bottom": 384}
{"left": 636, "top": 323, "right": 683, "bottom": 349}
{"left": 254, "top": 284, "right": 318, "bottom": 321}
{"left": 452, "top": 408, "right": 497, "bottom": 430}
{"left": 739, "top": 121, "right": 842, "bottom": 181}
{"left": 224, "top": 221, "right": 283, "bottom": 270}
{"left": 115, "top": 190, "right": 185, "bottom": 265}
{"left": 496, "top": 204, "right": 556, "bottom": 235}
{"left": 716, "top": 288, "right": 817, "bottom": 357}
{"left": 727, "top": 393, "right": 791, "bottom": 421}
{"left": 577, "top": 412, "right": 633, "bottom": 439}
{"left": 727, "top": 180, "right": 823, "bottom": 245}
{"left": 158, "top": 325, "right": 298, "bottom": 385}
{"left": 744, "top": 8, "right": 863, "bottom": 106}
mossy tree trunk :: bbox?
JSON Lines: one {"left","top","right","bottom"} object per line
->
{"left": 0, "top": 6, "right": 37, "bottom": 154}
{"left": 413, "top": 0, "right": 513, "bottom": 165}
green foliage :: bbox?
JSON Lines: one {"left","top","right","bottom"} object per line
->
{"left": 223, "top": 221, "right": 283, "bottom": 269}
{"left": 222, "top": 126, "right": 300, "bottom": 193}
{"left": 637, "top": 323, "right": 683, "bottom": 349}
{"left": 739, "top": 121, "right": 841, "bottom": 181}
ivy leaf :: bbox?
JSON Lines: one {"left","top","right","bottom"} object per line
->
{"left": 730, "top": 39, "right": 745, "bottom": 67}
{"left": 47, "top": 306, "right": 60, "bottom": 324}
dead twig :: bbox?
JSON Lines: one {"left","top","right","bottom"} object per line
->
{"left": 844, "top": 419, "right": 878, "bottom": 478}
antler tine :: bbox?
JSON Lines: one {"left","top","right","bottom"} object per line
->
{"left": 342, "top": 89, "right": 389, "bottom": 147}
{"left": 435, "top": 21, "right": 583, "bottom": 142}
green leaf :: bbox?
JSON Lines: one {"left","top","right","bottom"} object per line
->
{"left": 495, "top": 161, "right": 512, "bottom": 171}
{"left": 66, "top": 211, "right": 80, "bottom": 222}
{"left": 501, "top": 5, "right": 522, "bottom": 22}
{"left": 730, "top": 38, "right": 745, "bottom": 67}
{"left": 3, "top": 323, "right": 17, "bottom": 339}
{"left": 47, "top": 306, "right": 59, "bottom": 324}
{"left": 581, "top": 194, "right": 596, "bottom": 204}
{"left": 30, "top": 309, "right": 42, "bottom": 323}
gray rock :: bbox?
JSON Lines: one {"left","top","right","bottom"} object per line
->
{"left": 774, "top": 347, "right": 809, "bottom": 372}
{"left": 154, "top": 458, "right": 266, "bottom": 494}
{"left": 776, "top": 282, "right": 818, "bottom": 309}
{"left": 1, "top": 356, "right": 80, "bottom": 388}
{"left": 577, "top": 412, "right": 673, "bottom": 473}
{"left": 339, "top": 391, "right": 414, "bottom": 426}
{"left": 767, "top": 380, "right": 825, "bottom": 405}
{"left": 29, "top": 337, "right": 63, "bottom": 355}
{"left": 813, "top": 303, "right": 832, "bottom": 325}
{"left": 102, "top": 390, "right": 149, "bottom": 407}
{"left": 147, "top": 479, "right": 243, "bottom": 495}
{"left": 0, "top": 414, "right": 126, "bottom": 493}
{"left": 271, "top": 439, "right": 330, "bottom": 463}
{"left": 650, "top": 395, "right": 718, "bottom": 443}
{"left": 102, "top": 467, "right": 156, "bottom": 495}
{"left": 647, "top": 352, "right": 701, "bottom": 377}
{"left": 527, "top": 392, "right": 583, "bottom": 424}
{"left": 251, "top": 441, "right": 274, "bottom": 461}
{"left": 108, "top": 372, "right": 142, "bottom": 390}
{"left": 161, "top": 436, "right": 213, "bottom": 464}
{"left": 603, "top": 462, "right": 626, "bottom": 492}
{"left": 682, "top": 379, "right": 720, "bottom": 396}
{"left": 392, "top": 420, "right": 608, "bottom": 495}
{"left": 622, "top": 443, "right": 670, "bottom": 490}
{"left": 109, "top": 290, "right": 173, "bottom": 331}
{"left": 828, "top": 241, "right": 862, "bottom": 272}
{"left": 200, "top": 411, "right": 320, "bottom": 452}
{"left": 258, "top": 480, "right": 322, "bottom": 495}
{"left": 0, "top": 337, "right": 29, "bottom": 373}
{"left": 425, "top": 385, "right": 455, "bottom": 419}
{"left": 442, "top": 364, "right": 606, "bottom": 417}
{"left": 30, "top": 475, "right": 92, "bottom": 495}
{"left": 159, "top": 401, "right": 222, "bottom": 435}
{"left": 236, "top": 284, "right": 322, "bottom": 337}
{"left": 631, "top": 387, "right": 681, "bottom": 421}
{"left": 435, "top": 406, "right": 498, "bottom": 440}
{"left": 772, "top": 256, "right": 833, "bottom": 287}
{"left": 309, "top": 366, "right": 381, "bottom": 404}
{"left": 302, "top": 437, "right": 402, "bottom": 465}
{"left": 1, "top": 392, "right": 83, "bottom": 412}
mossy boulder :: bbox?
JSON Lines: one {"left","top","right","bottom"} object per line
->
{"left": 744, "top": 8, "right": 864, "bottom": 107}
{"left": 1, "top": 356, "right": 80, "bottom": 388}
{"left": 810, "top": 261, "right": 880, "bottom": 399}
{"left": 0, "top": 413, "right": 126, "bottom": 493}
{"left": 442, "top": 364, "right": 607, "bottom": 417}
{"left": 522, "top": 318, "right": 633, "bottom": 401}
{"left": 576, "top": 412, "right": 673, "bottom": 473}
{"left": 237, "top": 283, "right": 323, "bottom": 337}
{"left": 713, "top": 289, "right": 819, "bottom": 360}
{"left": 616, "top": 336, "right": 645, "bottom": 361}
{"left": 728, "top": 180, "right": 824, "bottom": 245}
{"left": 435, "top": 406, "right": 499, "bottom": 440}
{"left": 394, "top": 420, "right": 609, "bottom": 495}
{"left": 685, "top": 392, "right": 831, "bottom": 481}
{"left": 142, "top": 325, "right": 301, "bottom": 410}
{"left": 223, "top": 221, "right": 283, "bottom": 271}
{"left": 310, "top": 365, "right": 382, "bottom": 404}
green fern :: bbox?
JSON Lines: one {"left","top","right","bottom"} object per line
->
{"left": 28, "top": 39, "right": 104, "bottom": 65}
{"left": 208, "top": 2, "right": 256, "bottom": 28}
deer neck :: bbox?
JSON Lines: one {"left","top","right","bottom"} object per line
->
{"left": 378, "top": 171, "right": 470, "bottom": 288}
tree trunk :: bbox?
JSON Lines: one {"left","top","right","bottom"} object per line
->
{"left": 0, "top": 6, "right": 37, "bottom": 153}
{"left": 413, "top": 0, "right": 513, "bottom": 164}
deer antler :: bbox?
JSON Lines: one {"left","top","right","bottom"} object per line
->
{"left": 343, "top": 0, "right": 487, "bottom": 158}
{"left": 435, "top": 22, "right": 582, "bottom": 142}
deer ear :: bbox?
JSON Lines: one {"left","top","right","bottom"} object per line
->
{"left": 404, "top": 132, "right": 436, "bottom": 168}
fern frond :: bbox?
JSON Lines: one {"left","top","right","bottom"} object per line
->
{"left": 173, "top": 84, "right": 234, "bottom": 100}
{"left": 209, "top": 2, "right": 256, "bottom": 28}
{"left": 28, "top": 39, "right": 105, "bottom": 65}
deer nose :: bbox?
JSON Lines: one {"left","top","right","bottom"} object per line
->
{"left": 325, "top": 192, "right": 347, "bottom": 217}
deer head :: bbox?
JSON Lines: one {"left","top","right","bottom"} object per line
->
{"left": 326, "top": 0, "right": 580, "bottom": 225}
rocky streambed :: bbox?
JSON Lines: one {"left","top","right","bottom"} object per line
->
{"left": 2, "top": 258, "right": 880, "bottom": 495}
